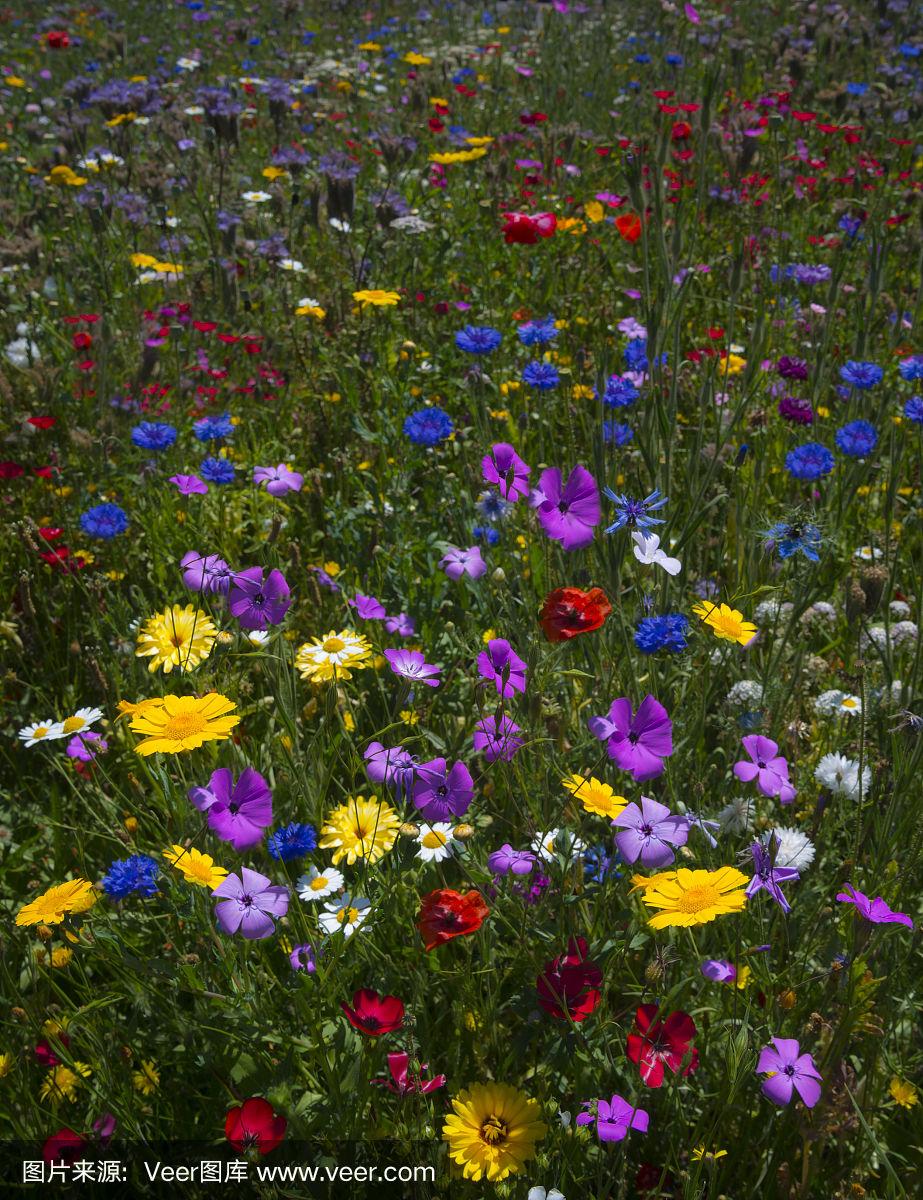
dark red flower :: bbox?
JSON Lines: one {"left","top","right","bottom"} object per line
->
{"left": 670, "top": 121, "right": 693, "bottom": 141}
{"left": 536, "top": 937, "right": 602, "bottom": 1022}
{"left": 539, "top": 587, "right": 611, "bottom": 642}
{"left": 46, "top": 30, "right": 70, "bottom": 49}
{"left": 43, "top": 1129, "right": 85, "bottom": 1165}
{"left": 502, "top": 211, "right": 557, "bottom": 244}
{"left": 626, "top": 1005, "right": 698, "bottom": 1088}
{"left": 417, "top": 888, "right": 489, "bottom": 951}
{"left": 371, "top": 1052, "right": 446, "bottom": 1095}
{"left": 0, "top": 462, "right": 25, "bottom": 479}
{"left": 340, "top": 988, "right": 405, "bottom": 1037}
{"left": 224, "top": 1097, "right": 286, "bottom": 1157}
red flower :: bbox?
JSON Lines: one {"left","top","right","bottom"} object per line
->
{"left": 615, "top": 212, "right": 643, "bottom": 243}
{"left": 372, "top": 1052, "right": 446, "bottom": 1096}
{"left": 417, "top": 888, "right": 489, "bottom": 951}
{"left": 536, "top": 937, "right": 602, "bottom": 1022}
{"left": 671, "top": 121, "right": 693, "bottom": 141}
{"left": 0, "top": 461, "right": 25, "bottom": 479}
{"left": 626, "top": 1005, "right": 698, "bottom": 1088}
{"left": 502, "top": 211, "right": 557, "bottom": 244}
{"left": 539, "top": 587, "right": 612, "bottom": 642}
{"left": 46, "top": 30, "right": 70, "bottom": 49}
{"left": 43, "top": 1128, "right": 85, "bottom": 1165}
{"left": 340, "top": 988, "right": 405, "bottom": 1037}
{"left": 27, "top": 417, "right": 56, "bottom": 430}
{"left": 224, "top": 1098, "right": 287, "bottom": 1157}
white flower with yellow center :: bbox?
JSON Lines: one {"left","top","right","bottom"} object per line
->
{"left": 18, "top": 720, "right": 65, "bottom": 746}
{"left": 242, "top": 190, "right": 273, "bottom": 204}
{"left": 318, "top": 893, "right": 370, "bottom": 937}
{"left": 296, "top": 865, "right": 344, "bottom": 901}
{"left": 60, "top": 707, "right": 103, "bottom": 736}
{"left": 531, "top": 829, "right": 586, "bottom": 864}
{"left": 416, "top": 822, "right": 461, "bottom": 863}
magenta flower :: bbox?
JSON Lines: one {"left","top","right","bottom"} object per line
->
{"left": 189, "top": 767, "right": 274, "bottom": 851}
{"left": 212, "top": 867, "right": 289, "bottom": 940}
{"left": 473, "top": 714, "right": 523, "bottom": 762}
{"left": 372, "top": 1051, "right": 446, "bottom": 1096}
{"left": 169, "top": 474, "right": 208, "bottom": 495}
{"left": 289, "top": 943, "right": 319, "bottom": 973}
{"left": 181, "top": 550, "right": 233, "bottom": 595}
{"left": 384, "top": 611, "right": 415, "bottom": 637}
{"left": 440, "top": 545, "right": 486, "bottom": 580}
{"left": 757, "top": 1038, "right": 822, "bottom": 1108}
{"left": 66, "top": 731, "right": 107, "bottom": 761}
{"left": 534, "top": 464, "right": 600, "bottom": 551}
{"left": 228, "top": 566, "right": 292, "bottom": 630}
{"left": 412, "top": 757, "right": 474, "bottom": 820}
{"left": 611, "top": 796, "right": 688, "bottom": 868}
{"left": 252, "top": 463, "right": 303, "bottom": 496}
{"left": 477, "top": 638, "right": 527, "bottom": 698}
{"left": 349, "top": 593, "right": 386, "bottom": 620}
{"left": 487, "top": 844, "right": 536, "bottom": 876}
{"left": 836, "top": 884, "right": 913, "bottom": 929}
{"left": 384, "top": 647, "right": 441, "bottom": 687}
{"left": 481, "top": 442, "right": 531, "bottom": 502}
{"left": 364, "top": 742, "right": 418, "bottom": 797}
{"left": 733, "top": 735, "right": 797, "bottom": 803}
{"left": 701, "top": 959, "right": 738, "bottom": 984}
{"left": 576, "top": 1093, "right": 649, "bottom": 1143}
{"left": 587, "top": 695, "right": 672, "bottom": 781}
{"left": 746, "top": 840, "right": 800, "bottom": 914}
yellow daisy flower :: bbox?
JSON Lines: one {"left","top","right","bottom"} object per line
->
{"left": 442, "top": 1082, "right": 546, "bottom": 1182}
{"left": 561, "top": 773, "right": 627, "bottom": 819}
{"left": 428, "top": 148, "right": 487, "bottom": 164}
{"left": 40, "top": 1063, "right": 91, "bottom": 1104}
{"left": 135, "top": 604, "right": 217, "bottom": 674}
{"left": 295, "top": 630, "right": 372, "bottom": 683}
{"left": 162, "top": 845, "right": 228, "bottom": 889}
{"left": 319, "top": 795, "right": 400, "bottom": 866}
{"left": 692, "top": 601, "right": 758, "bottom": 647}
{"left": 353, "top": 289, "right": 400, "bottom": 307}
{"left": 132, "top": 1060, "right": 160, "bottom": 1095}
{"left": 15, "top": 880, "right": 96, "bottom": 928}
{"left": 890, "top": 1077, "right": 918, "bottom": 1109}
{"left": 129, "top": 693, "right": 239, "bottom": 756}
{"left": 640, "top": 867, "right": 748, "bottom": 929}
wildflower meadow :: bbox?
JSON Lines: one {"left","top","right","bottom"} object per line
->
{"left": 3, "top": 0, "right": 923, "bottom": 1196}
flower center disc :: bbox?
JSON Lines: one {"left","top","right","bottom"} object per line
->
{"left": 677, "top": 884, "right": 720, "bottom": 914}
{"left": 163, "top": 713, "right": 207, "bottom": 741}
{"left": 479, "top": 1116, "right": 508, "bottom": 1146}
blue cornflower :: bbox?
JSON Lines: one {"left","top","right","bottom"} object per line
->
{"left": 80, "top": 502, "right": 129, "bottom": 540}
{"left": 904, "top": 395, "right": 923, "bottom": 423}
{"left": 476, "top": 491, "right": 510, "bottom": 522}
{"left": 603, "top": 488, "right": 668, "bottom": 533}
{"left": 102, "top": 854, "right": 160, "bottom": 898}
{"left": 472, "top": 524, "right": 500, "bottom": 545}
{"left": 517, "top": 316, "right": 558, "bottom": 347}
{"left": 839, "top": 360, "right": 883, "bottom": 389}
{"left": 665, "top": 53, "right": 684, "bottom": 66}
{"left": 583, "top": 844, "right": 621, "bottom": 884}
{"left": 763, "top": 521, "right": 822, "bottom": 562}
{"left": 131, "top": 421, "right": 177, "bottom": 451}
{"left": 838, "top": 213, "right": 863, "bottom": 239}
{"left": 602, "top": 421, "right": 634, "bottom": 446}
{"left": 200, "top": 456, "right": 235, "bottom": 484}
{"left": 846, "top": 82, "right": 868, "bottom": 96}
{"left": 835, "top": 419, "right": 878, "bottom": 457}
{"left": 623, "top": 338, "right": 649, "bottom": 372}
{"left": 634, "top": 613, "right": 689, "bottom": 654}
{"left": 193, "top": 412, "right": 234, "bottom": 441}
{"left": 454, "top": 325, "right": 502, "bottom": 354}
{"left": 898, "top": 355, "right": 923, "bottom": 381}
{"left": 602, "top": 374, "right": 639, "bottom": 408}
{"left": 785, "top": 443, "right": 835, "bottom": 481}
{"left": 403, "top": 406, "right": 454, "bottom": 446}
{"left": 267, "top": 822, "right": 317, "bottom": 862}
{"left": 521, "top": 361, "right": 560, "bottom": 390}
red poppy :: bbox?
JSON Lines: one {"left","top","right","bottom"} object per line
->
{"left": 536, "top": 936, "right": 602, "bottom": 1022}
{"left": 501, "top": 211, "right": 557, "bottom": 244}
{"left": 340, "top": 988, "right": 405, "bottom": 1037}
{"left": 539, "top": 586, "right": 612, "bottom": 642}
{"left": 224, "top": 1097, "right": 287, "bottom": 1157}
{"left": 671, "top": 121, "right": 692, "bottom": 141}
{"left": 43, "top": 1128, "right": 85, "bottom": 1165}
{"left": 626, "top": 1005, "right": 698, "bottom": 1088}
{"left": 46, "top": 30, "right": 70, "bottom": 49}
{"left": 371, "top": 1052, "right": 446, "bottom": 1096}
{"left": 27, "top": 417, "right": 56, "bottom": 430}
{"left": 0, "top": 461, "right": 25, "bottom": 479}
{"left": 417, "top": 888, "right": 489, "bottom": 951}
{"left": 615, "top": 212, "right": 643, "bottom": 243}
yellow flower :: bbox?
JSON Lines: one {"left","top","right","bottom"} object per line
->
{"left": 640, "top": 867, "right": 748, "bottom": 929}
{"left": 51, "top": 948, "right": 73, "bottom": 969}
{"left": 723, "top": 353, "right": 747, "bottom": 375}
{"left": 15, "top": 880, "right": 96, "bottom": 927}
{"left": 404, "top": 51, "right": 431, "bottom": 66}
{"left": 262, "top": 165, "right": 288, "bottom": 180}
{"left": 162, "top": 845, "right": 228, "bottom": 889}
{"left": 135, "top": 604, "right": 217, "bottom": 674}
{"left": 442, "top": 1083, "right": 546, "bottom": 1182}
{"left": 295, "top": 630, "right": 373, "bottom": 683}
{"left": 296, "top": 303, "right": 326, "bottom": 319}
{"left": 40, "top": 1063, "right": 91, "bottom": 1104}
{"left": 629, "top": 870, "right": 680, "bottom": 893}
{"left": 132, "top": 1060, "right": 160, "bottom": 1095}
{"left": 692, "top": 1145, "right": 728, "bottom": 1162}
{"left": 44, "top": 165, "right": 87, "bottom": 186}
{"left": 572, "top": 384, "right": 595, "bottom": 400}
{"left": 584, "top": 200, "right": 605, "bottom": 222}
{"left": 129, "top": 693, "right": 239, "bottom": 756}
{"left": 353, "top": 289, "right": 400, "bottom": 307}
{"left": 692, "top": 601, "right": 758, "bottom": 647}
{"left": 358, "top": 41, "right": 381, "bottom": 51}
{"left": 400, "top": 709, "right": 419, "bottom": 726}
{"left": 428, "top": 148, "right": 487, "bottom": 164}
{"left": 465, "top": 136, "right": 494, "bottom": 147}
{"left": 130, "top": 252, "right": 158, "bottom": 268}
{"left": 116, "top": 697, "right": 165, "bottom": 720}
{"left": 890, "top": 1077, "right": 918, "bottom": 1109}
{"left": 561, "top": 773, "right": 627, "bottom": 819}
{"left": 319, "top": 795, "right": 400, "bottom": 866}
{"left": 0, "top": 1053, "right": 12, "bottom": 1078}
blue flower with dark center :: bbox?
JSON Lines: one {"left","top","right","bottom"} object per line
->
{"left": 102, "top": 854, "right": 160, "bottom": 898}
{"left": 839, "top": 361, "right": 883, "bottom": 389}
{"left": 193, "top": 412, "right": 234, "bottom": 442}
{"left": 80, "top": 502, "right": 129, "bottom": 539}
{"left": 603, "top": 488, "right": 668, "bottom": 533}
{"left": 634, "top": 613, "right": 689, "bottom": 654}
{"left": 267, "top": 822, "right": 317, "bottom": 862}
{"left": 403, "top": 406, "right": 454, "bottom": 446}
{"left": 763, "top": 521, "right": 822, "bottom": 562}
{"left": 785, "top": 443, "right": 834, "bottom": 481}
{"left": 517, "top": 316, "right": 558, "bottom": 347}
{"left": 521, "top": 361, "right": 560, "bottom": 390}
{"left": 602, "top": 421, "right": 634, "bottom": 445}
{"left": 835, "top": 419, "right": 877, "bottom": 457}
{"left": 200, "top": 456, "right": 236, "bottom": 484}
{"left": 603, "top": 375, "right": 639, "bottom": 408}
{"left": 904, "top": 396, "right": 923, "bottom": 423}
{"left": 131, "top": 421, "right": 177, "bottom": 451}
{"left": 454, "top": 325, "right": 502, "bottom": 354}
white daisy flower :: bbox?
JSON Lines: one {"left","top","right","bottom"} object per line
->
{"left": 296, "top": 865, "right": 345, "bottom": 901}
{"left": 767, "top": 826, "right": 816, "bottom": 871}
{"left": 814, "top": 752, "right": 870, "bottom": 799}
{"left": 60, "top": 707, "right": 103, "bottom": 737}
{"left": 245, "top": 630, "right": 270, "bottom": 647}
{"left": 277, "top": 258, "right": 305, "bottom": 272}
{"left": 328, "top": 217, "right": 351, "bottom": 233}
{"left": 416, "top": 822, "right": 461, "bottom": 864}
{"left": 242, "top": 190, "right": 273, "bottom": 204}
{"left": 18, "top": 720, "right": 65, "bottom": 747}
{"left": 717, "top": 796, "right": 756, "bottom": 834}
{"left": 176, "top": 57, "right": 201, "bottom": 71}
{"left": 318, "top": 893, "right": 370, "bottom": 937}
{"left": 815, "top": 689, "right": 862, "bottom": 717}
{"left": 854, "top": 545, "right": 882, "bottom": 560}
{"left": 531, "top": 828, "right": 585, "bottom": 864}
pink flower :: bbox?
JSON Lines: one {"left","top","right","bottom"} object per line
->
{"left": 372, "top": 1052, "right": 446, "bottom": 1096}
{"left": 440, "top": 545, "right": 486, "bottom": 580}
{"left": 252, "top": 463, "right": 303, "bottom": 496}
{"left": 534, "top": 464, "right": 600, "bottom": 551}
{"left": 733, "top": 735, "right": 797, "bottom": 803}
{"left": 477, "top": 638, "right": 527, "bottom": 698}
{"left": 384, "top": 648, "right": 441, "bottom": 687}
{"left": 481, "top": 443, "right": 531, "bottom": 502}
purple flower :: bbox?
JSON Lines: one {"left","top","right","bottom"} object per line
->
{"left": 746, "top": 840, "right": 800, "bottom": 914}
{"left": 189, "top": 767, "right": 273, "bottom": 851}
{"left": 473, "top": 714, "right": 523, "bottom": 762}
{"left": 349, "top": 593, "right": 386, "bottom": 620}
{"left": 169, "top": 474, "right": 209, "bottom": 495}
{"left": 181, "top": 550, "right": 233, "bottom": 595}
{"left": 289, "top": 943, "right": 319, "bottom": 973}
{"left": 412, "top": 758, "right": 474, "bottom": 821}
{"left": 212, "top": 867, "right": 289, "bottom": 940}
{"left": 534, "top": 464, "right": 600, "bottom": 551}
{"left": 701, "top": 959, "right": 738, "bottom": 984}
{"left": 66, "top": 731, "right": 107, "bottom": 761}
{"left": 587, "top": 695, "right": 672, "bottom": 781}
{"left": 734, "top": 735, "right": 797, "bottom": 802}
{"left": 576, "top": 1093, "right": 649, "bottom": 1143}
{"left": 477, "top": 638, "right": 527, "bottom": 698}
{"left": 835, "top": 884, "right": 914, "bottom": 929}
{"left": 228, "top": 566, "right": 292, "bottom": 630}
{"left": 383, "top": 648, "right": 441, "bottom": 688}
{"left": 440, "top": 545, "right": 486, "bottom": 580}
{"left": 488, "top": 844, "right": 536, "bottom": 876}
{"left": 384, "top": 611, "right": 415, "bottom": 637}
{"left": 757, "top": 1038, "right": 822, "bottom": 1108}
{"left": 364, "top": 742, "right": 418, "bottom": 797}
{"left": 310, "top": 566, "right": 340, "bottom": 593}
{"left": 481, "top": 442, "right": 531, "bottom": 502}
{"left": 611, "top": 796, "right": 688, "bottom": 868}
{"left": 252, "top": 463, "right": 303, "bottom": 496}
